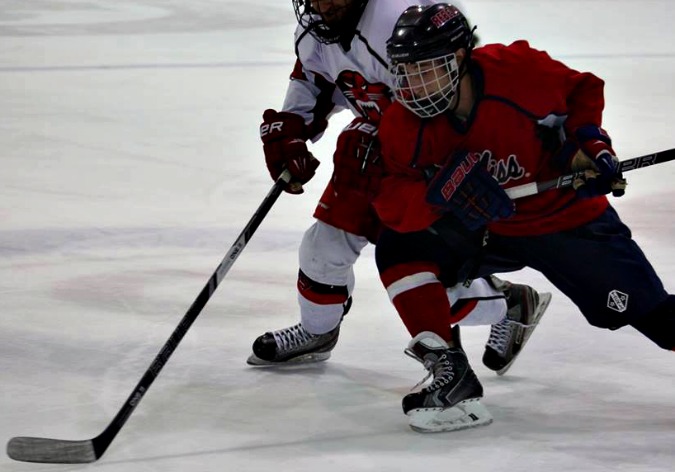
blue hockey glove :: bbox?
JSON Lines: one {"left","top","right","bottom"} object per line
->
{"left": 426, "top": 151, "right": 515, "bottom": 231}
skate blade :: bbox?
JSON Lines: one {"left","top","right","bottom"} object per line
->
{"left": 496, "top": 292, "right": 552, "bottom": 376}
{"left": 407, "top": 398, "right": 493, "bottom": 433}
{"left": 246, "top": 351, "right": 331, "bottom": 366}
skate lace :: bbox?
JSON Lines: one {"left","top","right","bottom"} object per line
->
{"left": 485, "top": 320, "right": 513, "bottom": 356}
{"left": 272, "top": 323, "right": 314, "bottom": 352}
{"left": 410, "top": 354, "right": 454, "bottom": 392}
{"left": 426, "top": 355, "right": 455, "bottom": 392}
{"left": 486, "top": 315, "right": 536, "bottom": 356}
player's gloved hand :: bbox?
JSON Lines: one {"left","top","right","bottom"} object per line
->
{"left": 425, "top": 151, "right": 515, "bottom": 231}
{"left": 260, "top": 109, "right": 320, "bottom": 194}
{"left": 331, "top": 117, "right": 383, "bottom": 200}
{"left": 560, "top": 125, "right": 627, "bottom": 198}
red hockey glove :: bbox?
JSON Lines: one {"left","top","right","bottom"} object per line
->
{"left": 331, "top": 117, "right": 383, "bottom": 201}
{"left": 426, "top": 151, "right": 515, "bottom": 231}
{"left": 557, "top": 125, "right": 627, "bottom": 198}
{"left": 260, "top": 109, "right": 319, "bottom": 194}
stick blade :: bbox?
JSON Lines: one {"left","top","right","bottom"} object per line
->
{"left": 7, "top": 436, "right": 98, "bottom": 463}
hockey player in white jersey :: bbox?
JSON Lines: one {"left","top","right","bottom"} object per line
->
{"left": 248, "top": 0, "right": 551, "bottom": 385}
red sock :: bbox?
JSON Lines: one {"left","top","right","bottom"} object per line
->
{"left": 392, "top": 283, "right": 454, "bottom": 342}
{"left": 381, "top": 262, "right": 455, "bottom": 343}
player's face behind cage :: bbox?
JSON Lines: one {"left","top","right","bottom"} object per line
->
{"left": 385, "top": 4, "right": 474, "bottom": 118}
{"left": 392, "top": 53, "right": 461, "bottom": 118}
{"left": 293, "top": 0, "right": 366, "bottom": 44}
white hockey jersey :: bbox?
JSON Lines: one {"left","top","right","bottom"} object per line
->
{"left": 281, "top": 0, "right": 449, "bottom": 139}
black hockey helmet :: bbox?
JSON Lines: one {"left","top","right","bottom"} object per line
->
{"left": 292, "top": 0, "right": 368, "bottom": 44}
{"left": 387, "top": 3, "right": 474, "bottom": 65}
{"left": 386, "top": 4, "right": 475, "bottom": 118}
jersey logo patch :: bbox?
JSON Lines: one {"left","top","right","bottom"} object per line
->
{"left": 486, "top": 153, "right": 526, "bottom": 185}
{"left": 336, "top": 70, "right": 393, "bottom": 123}
{"left": 607, "top": 290, "right": 628, "bottom": 313}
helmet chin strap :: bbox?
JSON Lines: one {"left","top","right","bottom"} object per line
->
{"left": 448, "top": 61, "right": 471, "bottom": 117}
{"left": 447, "top": 28, "right": 476, "bottom": 116}
{"left": 448, "top": 83, "right": 462, "bottom": 114}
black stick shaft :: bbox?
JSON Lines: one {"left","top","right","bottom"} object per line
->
{"left": 7, "top": 171, "right": 291, "bottom": 463}
{"left": 93, "top": 171, "right": 289, "bottom": 455}
{"left": 505, "top": 148, "right": 675, "bottom": 199}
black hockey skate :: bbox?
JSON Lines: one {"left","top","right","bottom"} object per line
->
{"left": 483, "top": 277, "right": 552, "bottom": 375}
{"left": 246, "top": 322, "right": 341, "bottom": 366}
{"left": 403, "top": 329, "right": 493, "bottom": 432}
{"left": 247, "top": 297, "right": 351, "bottom": 366}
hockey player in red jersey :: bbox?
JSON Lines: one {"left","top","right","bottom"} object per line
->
{"left": 373, "top": 3, "right": 675, "bottom": 432}
{"left": 248, "top": 0, "right": 552, "bottom": 380}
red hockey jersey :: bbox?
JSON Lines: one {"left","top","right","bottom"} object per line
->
{"left": 373, "top": 40, "right": 610, "bottom": 236}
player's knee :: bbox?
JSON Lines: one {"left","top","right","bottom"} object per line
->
{"left": 297, "top": 270, "right": 350, "bottom": 307}
{"left": 630, "top": 295, "right": 675, "bottom": 351}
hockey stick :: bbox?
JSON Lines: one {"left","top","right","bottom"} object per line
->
{"left": 6, "top": 170, "right": 292, "bottom": 464}
{"left": 505, "top": 148, "right": 675, "bottom": 199}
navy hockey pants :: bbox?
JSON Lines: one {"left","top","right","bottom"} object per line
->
{"left": 376, "top": 205, "right": 670, "bottom": 331}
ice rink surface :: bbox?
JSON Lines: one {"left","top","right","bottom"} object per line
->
{"left": 1, "top": 1, "right": 673, "bottom": 471}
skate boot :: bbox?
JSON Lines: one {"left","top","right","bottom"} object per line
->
{"left": 246, "top": 322, "right": 340, "bottom": 366}
{"left": 247, "top": 297, "right": 351, "bottom": 366}
{"left": 483, "top": 277, "right": 552, "bottom": 375}
{"left": 402, "top": 328, "right": 493, "bottom": 433}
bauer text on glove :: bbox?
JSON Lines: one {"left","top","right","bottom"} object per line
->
{"left": 426, "top": 151, "right": 515, "bottom": 231}
{"left": 260, "top": 109, "right": 320, "bottom": 194}
{"left": 331, "top": 117, "right": 383, "bottom": 200}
